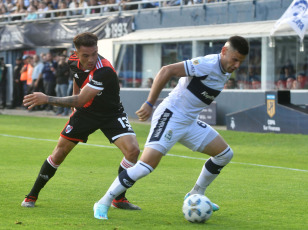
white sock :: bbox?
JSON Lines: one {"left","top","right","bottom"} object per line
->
{"left": 97, "top": 161, "right": 153, "bottom": 206}
{"left": 98, "top": 177, "right": 126, "bottom": 206}
{"left": 190, "top": 164, "right": 218, "bottom": 195}
{"left": 190, "top": 147, "right": 233, "bottom": 195}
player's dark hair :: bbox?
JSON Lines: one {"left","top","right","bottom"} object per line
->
{"left": 73, "top": 32, "right": 98, "bottom": 50}
{"left": 228, "top": 36, "right": 249, "bottom": 55}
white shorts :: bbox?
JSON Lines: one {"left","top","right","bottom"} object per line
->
{"left": 145, "top": 105, "right": 219, "bottom": 155}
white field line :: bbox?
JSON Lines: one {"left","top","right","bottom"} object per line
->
{"left": 1, "top": 133, "right": 308, "bottom": 173}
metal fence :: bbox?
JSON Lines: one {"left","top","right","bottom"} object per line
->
{"left": 0, "top": 0, "right": 253, "bottom": 25}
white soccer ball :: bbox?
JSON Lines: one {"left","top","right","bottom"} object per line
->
{"left": 182, "top": 194, "right": 213, "bottom": 223}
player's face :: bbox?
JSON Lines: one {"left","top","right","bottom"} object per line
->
{"left": 76, "top": 45, "right": 98, "bottom": 70}
{"left": 221, "top": 46, "right": 246, "bottom": 73}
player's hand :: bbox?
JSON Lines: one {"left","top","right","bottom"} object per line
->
{"left": 136, "top": 102, "right": 153, "bottom": 121}
{"left": 23, "top": 92, "right": 48, "bottom": 110}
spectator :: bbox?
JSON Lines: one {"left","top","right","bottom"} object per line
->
{"left": 69, "top": 0, "right": 88, "bottom": 15}
{"left": 4, "top": 0, "right": 15, "bottom": 13}
{"left": 286, "top": 77, "right": 294, "bottom": 90}
{"left": 69, "top": 0, "right": 79, "bottom": 15}
{"left": 12, "top": 0, "right": 27, "bottom": 20}
{"left": 20, "top": 55, "right": 29, "bottom": 101}
{"left": 224, "top": 78, "right": 237, "bottom": 89}
{"left": 122, "top": 0, "right": 141, "bottom": 10}
{"left": 45, "top": 2, "right": 54, "bottom": 17}
{"left": 41, "top": 53, "right": 57, "bottom": 111}
{"left": 31, "top": 0, "right": 40, "bottom": 9}
{"left": 296, "top": 73, "right": 308, "bottom": 89}
{"left": 142, "top": 0, "right": 157, "bottom": 8}
{"left": 55, "top": 54, "right": 70, "bottom": 116}
{"left": 78, "top": 0, "right": 88, "bottom": 13}
{"left": 26, "top": 56, "right": 34, "bottom": 94}
{"left": 0, "top": 3, "right": 8, "bottom": 15}
{"left": 12, "top": 56, "right": 23, "bottom": 108}
{"left": 24, "top": 0, "right": 30, "bottom": 7}
{"left": 57, "top": 1, "right": 68, "bottom": 16}
{"left": 25, "top": 4, "right": 38, "bottom": 20}
{"left": 248, "top": 66, "right": 260, "bottom": 83}
{"left": 164, "top": 0, "right": 181, "bottom": 7}
{"left": 276, "top": 79, "right": 285, "bottom": 90}
{"left": 146, "top": 77, "right": 153, "bottom": 88}
{"left": 37, "top": 1, "right": 47, "bottom": 18}
{"left": 279, "top": 60, "right": 295, "bottom": 81}
{"left": 51, "top": 0, "right": 59, "bottom": 9}
{"left": 87, "top": 0, "right": 100, "bottom": 14}
{"left": 0, "top": 57, "right": 8, "bottom": 109}
{"left": 103, "top": 0, "right": 118, "bottom": 12}
{"left": 292, "top": 79, "right": 300, "bottom": 89}
{"left": 251, "top": 79, "right": 261, "bottom": 89}
{"left": 31, "top": 54, "right": 45, "bottom": 94}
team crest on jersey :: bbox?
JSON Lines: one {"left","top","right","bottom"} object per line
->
{"left": 65, "top": 125, "right": 73, "bottom": 133}
{"left": 164, "top": 130, "right": 173, "bottom": 141}
{"left": 74, "top": 73, "right": 79, "bottom": 79}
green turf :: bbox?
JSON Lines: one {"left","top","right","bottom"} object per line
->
{"left": 0, "top": 115, "right": 307, "bottom": 230}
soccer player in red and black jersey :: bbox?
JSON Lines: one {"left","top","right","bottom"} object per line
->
{"left": 22, "top": 32, "right": 141, "bottom": 210}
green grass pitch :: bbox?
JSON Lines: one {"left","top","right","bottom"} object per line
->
{"left": 0, "top": 115, "right": 308, "bottom": 230}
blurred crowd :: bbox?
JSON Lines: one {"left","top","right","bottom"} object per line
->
{"left": 0, "top": 0, "right": 227, "bottom": 18}
{"left": 224, "top": 60, "right": 308, "bottom": 90}
{"left": 1, "top": 52, "right": 73, "bottom": 116}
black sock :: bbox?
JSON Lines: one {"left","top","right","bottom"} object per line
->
{"left": 115, "top": 165, "right": 126, "bottom": 200}
{"left": 28, "top": 159, "right": 57, "bottom": 198}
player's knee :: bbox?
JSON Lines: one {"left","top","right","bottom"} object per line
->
{"left": 127, "top": 161, "right": 154, "bottom": 181}
{"left": 123, "top": 144, "right": 140, "bottom": 162}
{"left": 213, "top": 146, "right": 233, "bottom": 166}
{"left": 51, "top": 148, "right": 69, "bottom": 165}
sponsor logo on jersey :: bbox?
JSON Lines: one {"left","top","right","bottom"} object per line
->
{"left": 65, "top": 125, "right": 73, "bottom": 133}
{"left": 201, "top": 91, "right": 215, "bottom": 101}
{"left": 74, "top": 73, "right": 79, "bottom": 79}
{"left": 150, "top": 109, "right": 173, "bottom": 142}
{"left": 193, "top": 59, "right": 200, "bottom": 65}
{"left": 91, "top": 79, "right": 103, "bottom": 86}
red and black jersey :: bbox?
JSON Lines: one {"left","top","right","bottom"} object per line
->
{"left": 68, "top": 53, "right": 124, "bottom": 117}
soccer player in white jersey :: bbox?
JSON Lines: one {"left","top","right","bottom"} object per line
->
{"left": 93, "top": 36, "right": 249, "bottom": 220}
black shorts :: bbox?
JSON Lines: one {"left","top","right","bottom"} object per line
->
{"left": 60, "top": 110, "right": 135, "bottom": 143}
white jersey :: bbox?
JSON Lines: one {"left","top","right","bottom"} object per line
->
{"left": 161, "top": 54, "right": 231, "bottom": 120}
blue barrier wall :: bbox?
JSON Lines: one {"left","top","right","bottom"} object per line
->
{"left": 120, "top": 89, "right": 308, "bottom": 125}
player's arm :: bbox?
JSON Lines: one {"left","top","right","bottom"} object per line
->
{"left": 136, "top": 62, "right": 186, "bottom": 121}
{"left": 23, "top": 85, "right": 100, "bottom": 110}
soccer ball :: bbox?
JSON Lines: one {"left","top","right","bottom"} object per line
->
{"left": 182, "top": 194, "right": 213, "bottom": 223}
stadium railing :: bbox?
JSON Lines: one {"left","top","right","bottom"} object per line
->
{"left": 0, "top": 0, "right": 252, "bottom": 25}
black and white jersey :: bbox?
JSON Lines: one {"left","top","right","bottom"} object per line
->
{"left": 68, "top": 54, "right": 124, "bottom": 116}
{"left": 162, "top": 54, "right": 231, "bottom": 120}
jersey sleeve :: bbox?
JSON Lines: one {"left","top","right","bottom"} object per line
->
{"left": 87, "top": 67, "right": 116, "bottom": 91}
{"left": 184, "top": 56, "right": 211, "bottom": 77}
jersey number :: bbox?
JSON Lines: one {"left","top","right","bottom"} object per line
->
{"left": 118, "top": 117, "right": 132, "bottom": 129}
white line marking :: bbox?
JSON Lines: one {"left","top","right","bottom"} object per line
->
{"left": 1, "top": 134, "right": 308, "bottom": 173}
